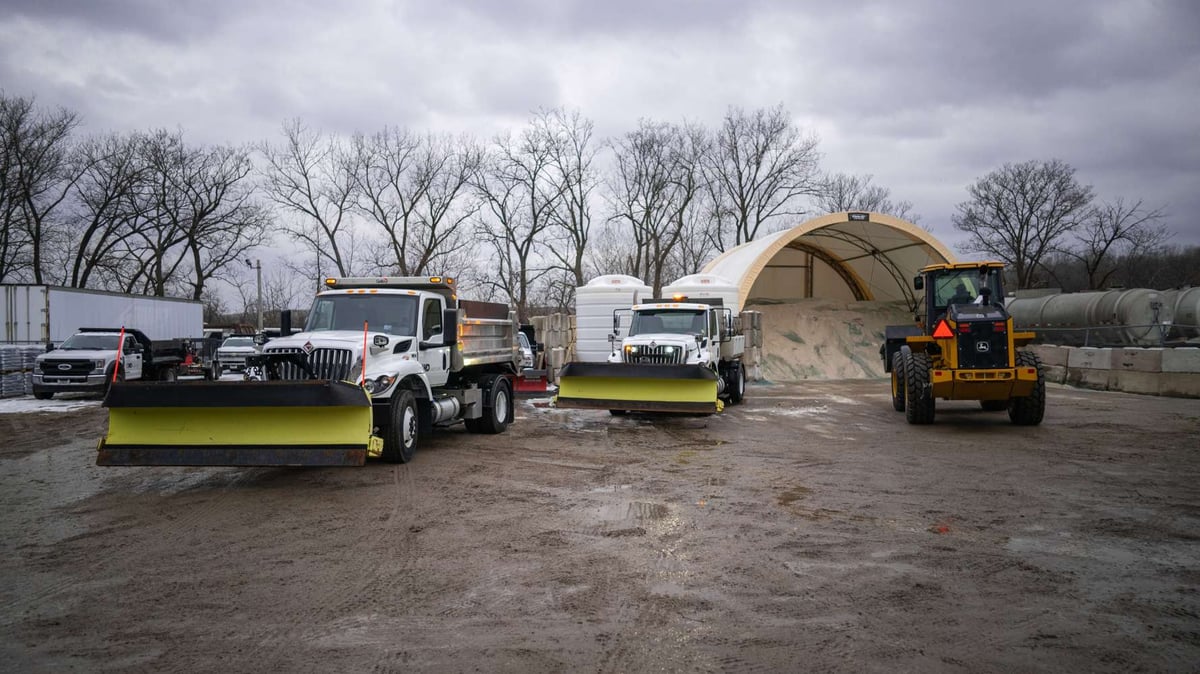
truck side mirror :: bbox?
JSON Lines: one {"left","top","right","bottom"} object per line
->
{"left": 442, "top": 309, "right": 458, "bottom": 347}
{"left": 612, "top": 312, "right": 620, "bottom": 333}
{"left": 913, "top": 276, "right": 924, "bottom": 291}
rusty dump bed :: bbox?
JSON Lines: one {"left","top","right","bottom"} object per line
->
{"left": 97, "top": 380, "right": 378, "bottom": 467}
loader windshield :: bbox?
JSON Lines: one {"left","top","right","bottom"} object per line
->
{"left": 932, "top": 268, "right": 1004, "bottom": 310}
{"left": 630, "top": 309, "right": 707, "bottom": 336}
{"left": 304, "top": 294, "right": 419, "bottom": 336}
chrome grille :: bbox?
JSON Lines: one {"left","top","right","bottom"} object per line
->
{"left": 264, "top": 347, "right": 354, "bottom": 381}
{"left": 624, "top": 345, "right": 685, "bottom": 365}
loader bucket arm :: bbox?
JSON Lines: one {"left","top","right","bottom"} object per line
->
{"left": 554, "top": 362, "right": 723, "bottom": 414}
{"left": 97, "top": 380, "right": 381, "bottom": 467}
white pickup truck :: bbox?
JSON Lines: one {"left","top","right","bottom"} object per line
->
{"left": 32, "top": 328, "right": 187, "bottom": 399}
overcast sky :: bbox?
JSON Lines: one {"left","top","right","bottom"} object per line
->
{"left": 3, "top": 0, "right": 1198, "bottom": 254}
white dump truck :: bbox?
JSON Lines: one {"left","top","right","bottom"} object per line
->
{"left": 555, "top": 296, "right": 747, "bottom": 414}
{"left": 98, "top": 276, "right": 520, "bottom": 467}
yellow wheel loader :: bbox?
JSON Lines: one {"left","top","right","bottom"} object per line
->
{"left": 555, "top": 298, "right": 747, "bottom": 415}
{"left": 880, "top": 262, "right": 1045, "bottom": 425}
{"left": 98, "top": 277, "right": 520, "bottom": 467}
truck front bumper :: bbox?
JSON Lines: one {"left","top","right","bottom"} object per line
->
{"left": 32, "top": 373, "right": 108, "bottom": 394}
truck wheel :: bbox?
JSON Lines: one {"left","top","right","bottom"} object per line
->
{"left": 476, "top": 378, "right": 512, "bottom": 434}
{"left": 890, "top": 352, "right": 905, "bottom": 412}
{"left": 980, "top": 400, "right": 1008, "bottom": 411}
{"left": 104, "top": 367, "right": 125, "bottom": 396}
{"left": 903, "top": 351, "right": 935, "bottom": 424}
{"left": 382, "top": 390, "right": 418, "bottom": 463}
{"left": 727, "top": 362, "right": 745, "bottom": 405}
{"left": 609, "top": 409, "right": 628, "bottom": 416}
{"left": 1009, "top": 351, "right": 1046, "bottom": 426}
{"left": 33, "top": 391, "right": 53, "bottom": 400}
{"left": 159, "top": 367, "right": 178, "bottom": 383}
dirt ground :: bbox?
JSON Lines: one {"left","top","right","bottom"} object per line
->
{"left": 0, "top": 381, "right": 1197, "bottom": 672}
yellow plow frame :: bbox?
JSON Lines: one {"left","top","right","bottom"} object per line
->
{"left": 98, "top": 380, "right": 383, "bottom": 467}
{"left": 554, "top": 362, "right": 723, "bottom": 414}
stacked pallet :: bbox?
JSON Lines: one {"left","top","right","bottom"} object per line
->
{"left": 1, "top": 344, "right": 44, "bottom": 398}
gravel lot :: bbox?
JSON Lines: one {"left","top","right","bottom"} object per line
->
{"left": 1, "top": 380, "right": 1197, "bottom": 672}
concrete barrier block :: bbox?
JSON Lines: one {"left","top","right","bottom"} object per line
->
{"left": 1030, "top": 344, "right": 1069, "bottom": 367}
{"left": 1066, "top": 367, "right": 1109, "bottom": 390}
{"left": 1162, "top": 348, "right": 1200, "bottom": 373}
{"left": 1108, "top": 370, "right": 1161, "bottom": 396}
{"left": 1042, "top": 364, "right": 1067, "bottom": 385}
{"left": 1114, "top": 348, "right": 1163, "bottom": 373}
{"left": 1158, "top": 372, "right": 1200, "bottom": 398}
{"left": 1067, "top": 347, "right": 1112, "bottom": 370}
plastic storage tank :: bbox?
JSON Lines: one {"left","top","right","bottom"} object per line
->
{"left": 574, "top": 275, "right": 652, "bottom": 362}
{"left": 1007, "top": 289, "right": 1174, "bottom": 346}
{"left": 661, "top": 273, "right": 741, "bottom": 311}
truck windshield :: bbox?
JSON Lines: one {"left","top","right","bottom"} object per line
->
{"left": 58, "top": 334, "right": 120, "bottom": 350}
{"left": 304, "top": 294, "right": 419, "bottom": 335}
{"left": 630, "top": 309, "right": 707, "bottom": 336}
{"left": 221, "top": 337, "right": 254, "bottom": 348}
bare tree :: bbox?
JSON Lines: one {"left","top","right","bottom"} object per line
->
{"left": 0, "top": 93, "right": 80, "bottom": 283}
{"left": 473, "top": 118, "right": 567, "bottom": 322}
{"left": 703, "top": 104, "right": 822, "bottom": 251}
{"left": 541, "top": 108, "right": 598, "bottom": 297}
{"left": 64, "top": 132, "right": 152, "bottom": 289}
{"left": 1064, "top": 198, "right": 1169, "bottom": 290}
{"left": 607, "top": 119, "right": 707, "bottom": 295}
{"left": 353, "top": 127, "right": 481, "bottom": 275}
{"left": 814, "top": 172, "right": 918, "bottom": 222}
{"left": 259, "top": 119, "right": 360, "bottom": 277}
{"left": 952, "top": 159, "right": 1094, "bottom": 289}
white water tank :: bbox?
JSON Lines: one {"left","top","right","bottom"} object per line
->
{"left": 662, "top": 274, "right": 741, "bottom": 311}
{"left": 574, "top": 275, "right": 651, "bottom": 362}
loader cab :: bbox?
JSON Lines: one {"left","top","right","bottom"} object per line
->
{"left": 917, "top": 263, "right": 1006, "bottom": 330}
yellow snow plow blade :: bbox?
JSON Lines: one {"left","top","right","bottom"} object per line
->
{"left": 554, "top": 362, "right": 723, "bottom": 414}
{"left": 97, "top": 380, "right": 383, "bottom": 467}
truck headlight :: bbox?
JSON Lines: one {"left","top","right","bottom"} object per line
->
{"left": 625, "top": 345, "right": 639, "bottom": 354}
{"left": 363, "top": 375, "right": 396, "bottom": 394}
{"left": 94, "top": 359, "right": 105, "bottom": 372}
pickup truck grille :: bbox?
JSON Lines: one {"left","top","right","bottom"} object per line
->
{"left": 39, "top": 359, "right": 95, "bottom": 376}
{"left": 625, "top": 345, "right": 685, "bottom": 365}
{"left": 263, "top": 347, "right": 354, "bottom": 381}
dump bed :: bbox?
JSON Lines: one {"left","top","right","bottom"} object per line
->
{"left": 455, "top": 299, "right": 519, "bottom": 371}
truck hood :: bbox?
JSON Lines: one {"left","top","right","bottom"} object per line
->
{"left": 265, "top": 330, "right": 415, "bottom": 357}
{"left": 216, "top": 346, "right": 257, "bottom": 355}
{"left": 623, "top": 333, "right": 699, "bottom": 347}
{"left": 37, "top": 348, "right": 113, "bottom": 361}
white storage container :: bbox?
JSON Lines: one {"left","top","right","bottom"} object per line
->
{"left": 574, "top": 275, "right": 651, "bottom": 362}
{"left": 662, "top": 274, "right": 741, "bottom": 311}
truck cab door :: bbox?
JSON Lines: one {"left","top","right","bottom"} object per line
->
{"left": 417, "top": 296, "right": 451, "bottom": 387}
{"left": 123, "top": 336, "right": 143, "bottom": 379}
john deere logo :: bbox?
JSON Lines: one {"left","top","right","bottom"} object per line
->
{"left": 57, "top": 363, "right": 71, "bottom": 370}
{"left": 976, "top": 341, "right": 990, "bottom": 353}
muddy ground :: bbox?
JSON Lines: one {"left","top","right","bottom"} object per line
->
{"left": 0, "top": 381, "right": 1197, "bottom": 672}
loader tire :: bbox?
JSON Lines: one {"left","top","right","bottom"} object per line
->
{"left": 890, "top": 351, "right": 905, "bottom": 412}
{"left": 727, "top": 361, "right": 745, "bottom": 405}
{"left": 474, "top": 377, "right": 512, "bottom": 435}
{"left": 1009, "top": 351, "right": 1046, "bottom": 426}
{"left": 383, "top": 390, "right": 418, "bottom": 463}
{"left": 979, "top": 399, "right": 1008, "bottom": 411}
{"left": 903, "top": 351, "right": 935, "bottom": 425}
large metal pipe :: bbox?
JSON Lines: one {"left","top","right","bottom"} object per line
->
{"left": 1007, "top": 289, "right": 1174, "bottom": 346}
{"left": 1162, "top": 288, "right": 1200, "bottom": 340}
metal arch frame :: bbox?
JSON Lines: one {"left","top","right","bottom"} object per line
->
{"left": 766, "top": 240, "right": 872, "bottom": 301}
{"left": 801, "top": 227, "right": 929, "bottom": 311}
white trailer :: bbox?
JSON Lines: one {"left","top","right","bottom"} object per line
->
{"left": 2, "top": 284, "right": 203, "bottom": 344}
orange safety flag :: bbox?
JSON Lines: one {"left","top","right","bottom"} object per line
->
{"left": 113, "top": 326, "right": 126, "bottom": 383}
{"left": 361, "top": 321, "right": 369, "bottom": 386}
{"left": 931, "top": 320, "right": 954, "bottom": 339}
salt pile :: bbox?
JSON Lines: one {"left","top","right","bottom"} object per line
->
{"left": 747, "top": 299, "right": 914, "bottom": 381}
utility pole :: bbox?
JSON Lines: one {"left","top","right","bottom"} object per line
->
{"left": 246, "top": 259, "right": 263, "bottom": 332}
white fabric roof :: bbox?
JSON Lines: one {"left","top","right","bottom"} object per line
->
{"left": 703, "top": 212, "right": 956, "bottom": 310}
